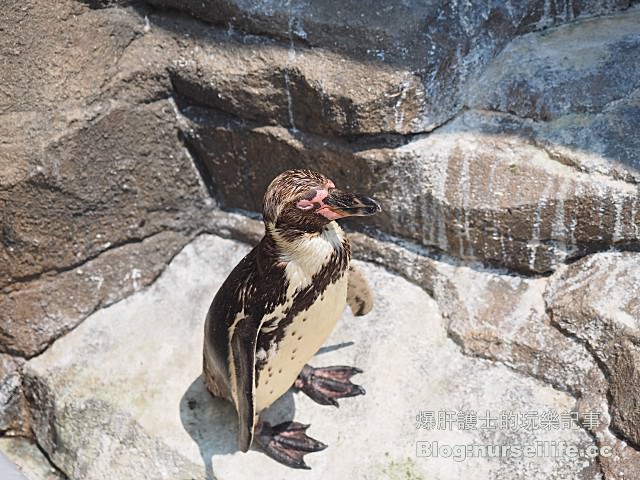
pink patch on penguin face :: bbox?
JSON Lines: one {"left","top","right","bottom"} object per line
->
{"left": 296, "top": 188, "right": 329, "bottom": 211}
{"left": 295, "top": 181, "right": 340, "bottom": 219}
{"left": 308, "top": 188, "right": 329, "bottom": 203}
{"left": 317, "top": 205, "right": 343, "bottom": 220}
{"left": 296, "top": 199, "right": 315, "bottom": 210}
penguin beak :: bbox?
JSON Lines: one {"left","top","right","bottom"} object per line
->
{"left": 318, "top": 190, "right": 382, "bottom": 220}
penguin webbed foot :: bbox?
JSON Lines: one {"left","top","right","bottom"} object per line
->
{"left": 255, "top": 420, "right": 326, "bottom": 469}
{"left": 294, "top": 364, "right": 365, "bottom": 407}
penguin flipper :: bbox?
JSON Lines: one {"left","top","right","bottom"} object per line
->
{"left": 347, "top": 264, "right": 374, "bottom": 316}
{"left": 229, "top": 316, "right": 260, "bottom": 452}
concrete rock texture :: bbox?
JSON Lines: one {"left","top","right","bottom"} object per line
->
{"left": 175, "top": 4, "right": 640, "bottom": 274}
{"left": 23, "top": 235, "right": 599, "bottom": 479}
{"left": 1, "top": 0, "right": 640, "bottom": 478}
{"left": 546, "top": 253, "right": 640, "bottom": 447}
{"left": 0, "top": 438, "right": 64, "bottom": 480}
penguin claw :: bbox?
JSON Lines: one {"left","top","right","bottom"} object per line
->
{"left": 255, "top": 420, "right": 327, "bottom": 469}
{"left": 294, "top": 364, "right": 366, "bottom": 407}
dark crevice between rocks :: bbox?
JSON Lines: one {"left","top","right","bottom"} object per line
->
{"left": 30, "top": 438, "right": 69, "bottom": 480}
{"left": 78, "top": 0, "right": 147, "bottom": 10}
{"left": 148, "top": 0, "right": 314, "bottom": 51}
{"left": 563, "top": 241, "right": 640, "bottom": 268}
{"left": 0, "top": 434, "right": 69, "bottom": 479}
{"left": 170, "top": 79, "right": 429, "bottom": 151}
{"left": 1, "top": 363, "right": 69, "bottom": 479}
{"left": 21, "top": 373, "right": 69, "bottom": 479}
{"left": 3, "top": 229, "right": 184, "bottom": 295}
{"left": 177, "top": 130, "right": 217, "bottom": 201}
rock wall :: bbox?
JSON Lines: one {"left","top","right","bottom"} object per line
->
{"left": 2, "top": 0, "right": 640, "bottom": 478}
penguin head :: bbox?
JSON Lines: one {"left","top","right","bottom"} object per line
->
{"left": 262, "top": 169, "right": 381, "bottom": 234}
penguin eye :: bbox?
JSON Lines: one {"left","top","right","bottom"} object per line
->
{"left": 296, "top": 199, "right": 315, "bottom": 211}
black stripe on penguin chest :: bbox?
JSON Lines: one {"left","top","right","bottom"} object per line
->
{"left": 254, "top": 242, "right": 350, "bottom": 384}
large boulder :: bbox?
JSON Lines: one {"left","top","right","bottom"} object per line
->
{"left": 466, "top": 6, "right": 640, "bottom": 184}
{"left": 0, "top": 0, "right": 213, "bottom": 357}
{"left": 546, "top": 252, "right": 640, "bottom": 447}
{"left": 175, "top": 6, "right": 640, "bottom": 273}
{"left": 1, "top": 101, "right": 210, "bottom": 291}
{"left": 148, "top": 0, "right": 633, "bottom": 133}
{"left": 166, "top": 12, "right": 428, "bottom": 137}
{"left": 180, "top": 105, "right": 640, "bottom": 273}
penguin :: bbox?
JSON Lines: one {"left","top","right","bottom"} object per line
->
{"left": 203, "top": 169, "right": 381, "bottom": 469}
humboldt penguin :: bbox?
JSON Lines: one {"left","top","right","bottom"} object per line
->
{"left": 203, "top": 169, "right": 381, "bottom": 469}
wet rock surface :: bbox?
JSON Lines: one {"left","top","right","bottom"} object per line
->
{"left": 147, "top": 0, "right": 634, "bottom": 132}
{"left": 174, "top": 4, "right": 640, "bottom": 274}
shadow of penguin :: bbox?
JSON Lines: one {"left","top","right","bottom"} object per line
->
{"left": 179, "top": 375, "right": 296, "bottom": 479}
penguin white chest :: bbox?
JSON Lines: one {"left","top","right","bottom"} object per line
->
{"left": 254, "top": 272, "right": 348, "bottom": 412}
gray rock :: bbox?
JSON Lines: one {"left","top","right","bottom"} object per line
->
{"left": 466, "top": 6, "right": 640, "bottom": 183}
{"left": 0, "top": 231, "right": 193, "bottom": 358}
{"left": 0, "top": 437, "right": 64, "bottom": 480}
{"left": 375, "top": 115, "right": 640, "bottom": 274}
{"left": 0, "top": 0, "right": 212, "bottom": 357}
{"left": 24, "top": 234, "right": 598, "bottom": 479}
{"left": 442, "top": 265, "right": 603, "bottom": 398}
{"left": 0, "top": 100, "right": 211, "bottom": 291}
{"left": 147, "top": 0, "right": 633, "bottom": 132}
{"left": 545, "top": 252, "right": 640, "bottom": 448}
{"left": 466, "top": 7, "right": 640, "bottom": 122}
{"left": 167, "top": 13, "right": 428, "bottom": 136}
{"left": 0, "top": 1, "right": 141, "bottom": 114}
{"left": 0, "top": 355, "right": 26, "bottom": 436}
